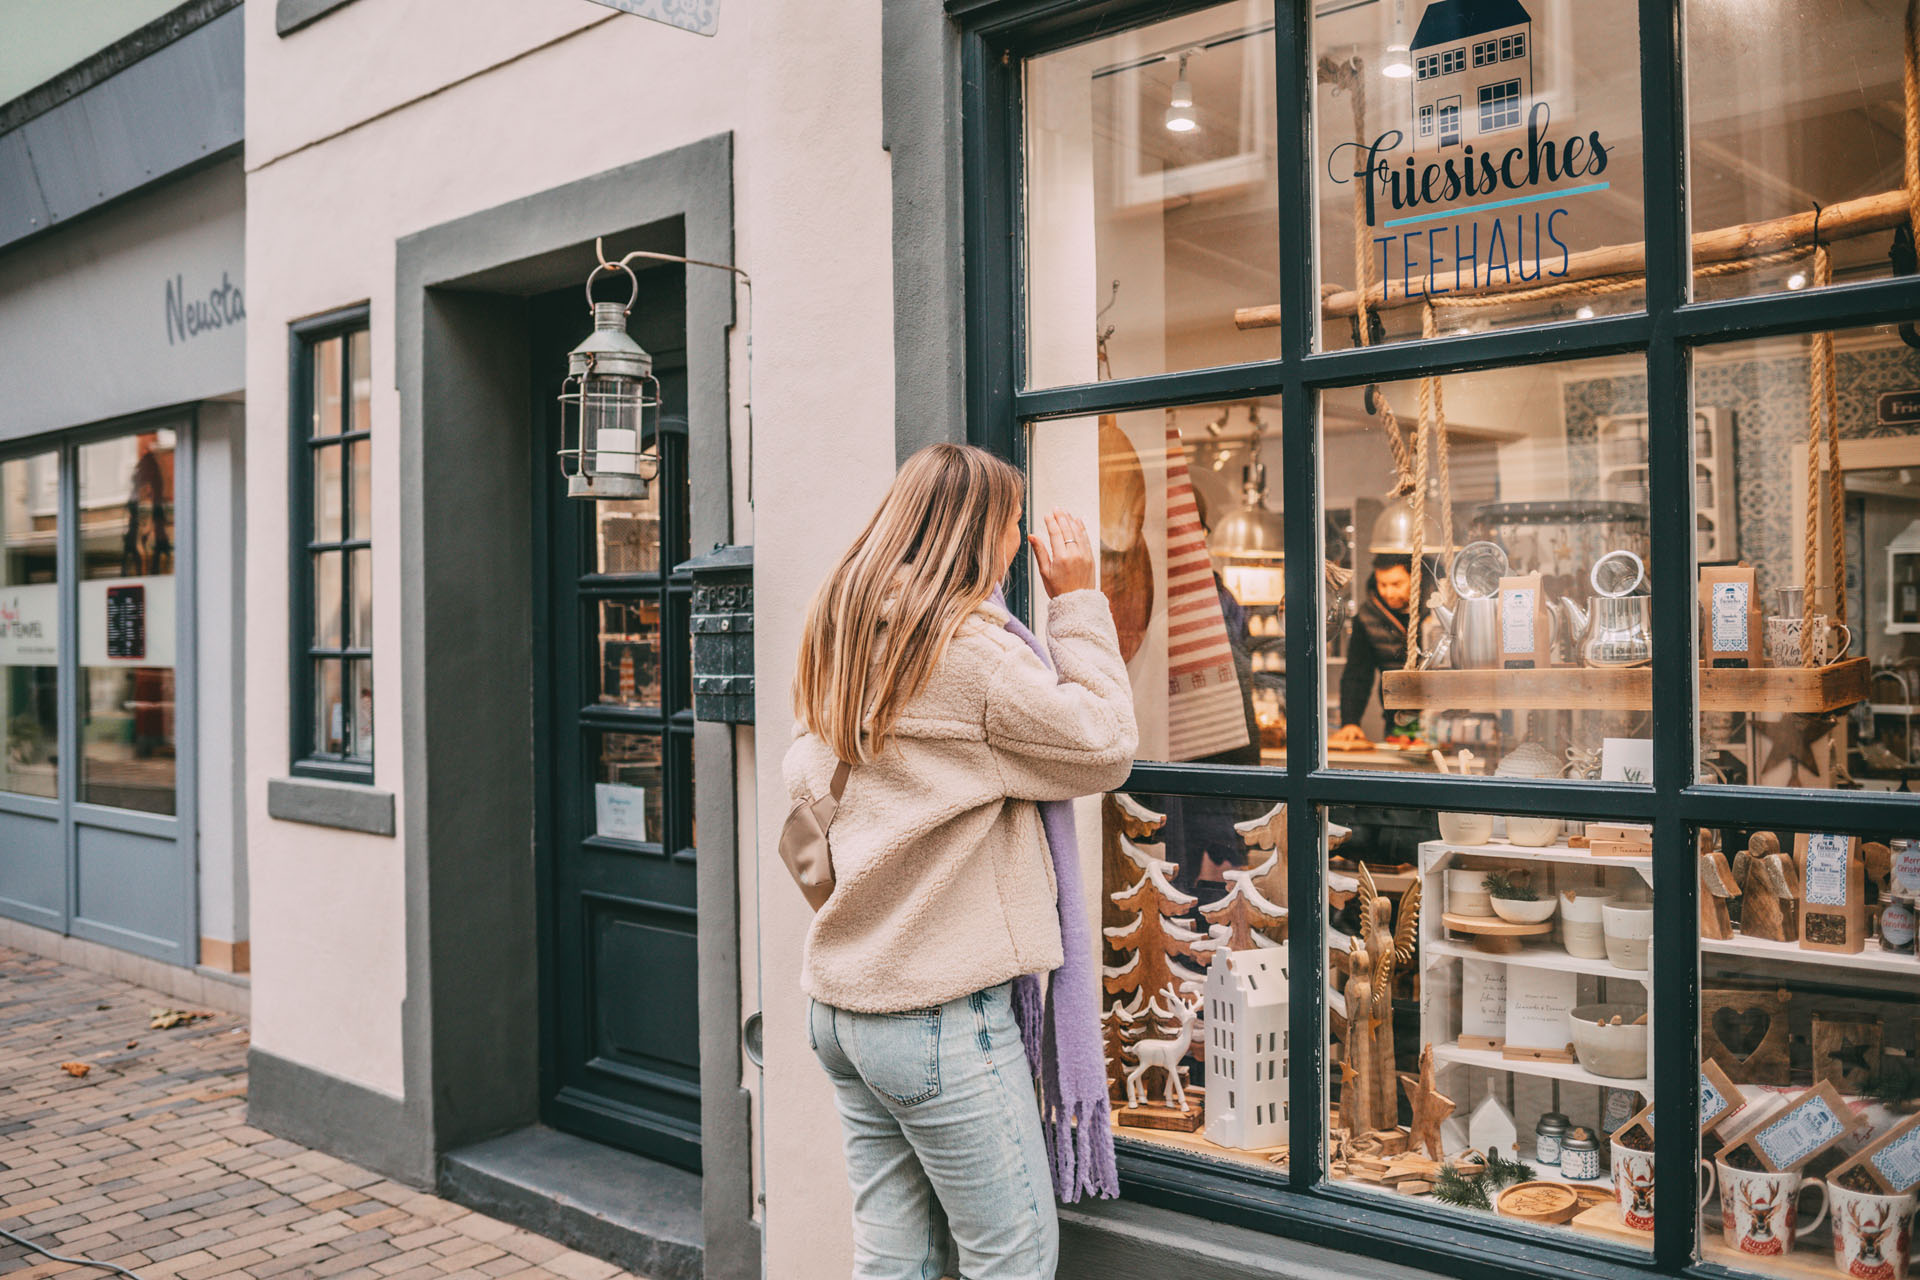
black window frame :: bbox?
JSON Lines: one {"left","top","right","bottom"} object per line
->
{"left": 288, "top": 304, "right": 374, "bottom": 784}
{"left": 953, "top": 1, "right": 1920, "bottom": 1278}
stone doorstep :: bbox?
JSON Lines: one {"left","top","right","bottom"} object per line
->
{"left": 436, "top": 1126, "right": 699, "bottom": 1280}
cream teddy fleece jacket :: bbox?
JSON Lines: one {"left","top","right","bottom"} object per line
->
{"left": 784, "top": 587, "right": 1139, "bottom": 1013}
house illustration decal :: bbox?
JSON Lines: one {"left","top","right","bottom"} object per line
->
{"left": 1410, "top": 0, "right": 1534, "bottom": 149}
{"left": 1202, "top": 946, "right": 1289, "bottom": 1151}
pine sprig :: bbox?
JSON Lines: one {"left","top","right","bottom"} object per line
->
{"left": 1429, "top": 1149, "right": 1539, "bottom": 1210}
{"left": 1482, "top": 871, "right": 1537, "bottom": 902}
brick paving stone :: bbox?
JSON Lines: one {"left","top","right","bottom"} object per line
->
{"left": 0, "top": 946, "right": 660, "bottom": 1279}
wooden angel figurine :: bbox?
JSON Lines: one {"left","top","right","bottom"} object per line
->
{"left": 1342, "top": 936, "right": 1378, "bottom": 1136}
{"left": 1700, "top": 836, "right": 1741, "bottom": 941}
{"left": 1358, "top": 866, "right": 1421, "bottom": 1124}
{"left": 1733, "top": 831, "right": 1798, "bottom": 942}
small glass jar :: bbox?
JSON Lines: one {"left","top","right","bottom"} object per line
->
{"left": 1535, "top": 1112, "right": 1570, "bottom": 1165}
{"left": 1560, "top": 1127, "right": 1601, "bottom": 1180}
{"left": 1879, "top": 898, "right": 1916, "bottom": 954}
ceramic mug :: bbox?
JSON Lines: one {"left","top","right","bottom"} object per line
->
{"left": 1611, "top": 1140, "right": 1658, "bottom": 1231}
{"left": 1559, "top": 891, "right": 1615, "bottom": 959}
{"left": 1436, "top": 811, "right": 1494, "bottom": 845}
{"left": 1829, "top": 1182, "right": 1916, "bottom": 1280}
{"left": 1766, "top": 613, "right": 1853, "bottom": 667}
{"left": 1708, "top": 1158, "right": 1829, "bottom": 1257}
{"left": 1602, "top": 902, "right": 1654, "bottom": 971}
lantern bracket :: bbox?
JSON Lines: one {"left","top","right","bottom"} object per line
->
{"left": 583, "top": 261, "right": 641, "bottom": 313}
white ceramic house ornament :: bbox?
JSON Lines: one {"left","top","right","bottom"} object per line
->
{"left": 1202, "top": 947, "right": 1290, "bottom": 1150}
{"left": 1468, "top": 1082, "right": 1520, "bottom": 1159}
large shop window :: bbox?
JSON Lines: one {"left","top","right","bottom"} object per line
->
{"left": 987, "top": 0, "right": 1920, "bottom": 1275}
{"left": 2, "top": 453, "right": 59, "bottom": 800}
{"left": 291, "top": 312, "right": 374, "bottom": 780}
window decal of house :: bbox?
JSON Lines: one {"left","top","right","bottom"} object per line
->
{"left": 1202, "top": 946, "right": 1289, "bottom": 1151}
{"left": 1410, "top": 0, "right": 1534, "bottom": 147}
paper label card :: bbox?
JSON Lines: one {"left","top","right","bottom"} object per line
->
{"left": 1803, "top": 834, "right": 1850, "bottom": 906}
{"left": 1711, "top": 581, "right": 1751, "bottom": 651}
{"left": 1870, "top": 1124, "right": 1920, "bottom": 1195}
{"left": 1501, "top": 588, "right": 1536, "bottom": 653}
{"left": 1750, "top": 1084, "right": 1853, "bottom": 1171}
{"left": 595, "top": 782, "right": 649, "bottom": 843}
{"left": 1504, "top": 968, "right": 1578, "bottom": 1051}
{"left": 1461, "top": 959, "right": 1508, "bottom": 1041}
{"left": 1700, "top": 1060, "right": 1745, "bottom": 1135}
{"left": 1893, "top": 842, "right": 1920, "bottom": 897}
{"left": 1701, "top": 1076, "right": 1729, "bottom": 1129}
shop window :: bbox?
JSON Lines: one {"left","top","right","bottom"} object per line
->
{"left": 1474, "top": 40, "right": 1497, "bottom": 68}
{"left": 1419, "top": 104, "right": 1435, "bottom": 138}
{"left": 1325, "top": 802, "right": 1655, "bottom": 1250}
{"left": 1, "top": 452, "right": 59, "bottom": 800}
{"left": 1322, "top": 355, "right": 1653, "bottom": 782}
{"left": 1417, "top": 54, "right": 1438, "bottom": 81}
{"left": 1695, "top": 821, "right": 1919, "bottom": 1280}
{"left": 1027, "top": 401, "right": 1283, "bottom": 768}
{"left": 1479, "top": 79, "right": 1522, "bottom": 134}
{"left": 1687, "top": 0, "right": 1909, "bottom": 301}
{"left": 1023, "top": 0, "right": 1279, "bottom": 389}
{"left": 1694, "top": 327, "right": 1920, "bottom": 793}
{"left": 1314, "top": 2, "right": 1644, "bottom": 348}
{"left": 291, "top": 311, "right": 374, "bottom": 780}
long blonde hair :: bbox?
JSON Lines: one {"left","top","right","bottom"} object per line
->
{"left": 794, "top": 443, "right": 1025, "bottom": 763}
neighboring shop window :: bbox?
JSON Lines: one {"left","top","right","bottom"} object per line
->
{"left": 292, "top": 310, "right": 373, "bottom": 779}
{"left": 991, "top": 0, "right": 1920, "bottom": 1271}
{"left": 1, "top": 452, "right": 59, "bottom": 799}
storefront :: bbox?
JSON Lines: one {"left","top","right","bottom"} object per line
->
{"left": 938, "top": 1, "right": 1920, "bottom": 1278}
{"left": 0, "top": 0, "right": 247, "bottom": 987}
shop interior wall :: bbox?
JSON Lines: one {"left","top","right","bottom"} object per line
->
{"left": 195, "top": 396, "right": 247, "bottom": 956}
{"left": 244, "top": 0, "right": 889, "bottom": 1263}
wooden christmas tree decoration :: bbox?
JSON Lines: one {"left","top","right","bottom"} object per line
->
{"left": 1104, "top": 849, "right": 1211, "bottom": 1015}
{"left": 1399, "top": 1045, "right": 1455, "bottom": 1160}
{"left": 1103, "top": 990, "right": 1147, "bottom": 1101}
{"left": 1200, "top": 851, "right": 1289, "bottom": 949}
{"left": 1102, "top": 794, "right": 1168, "bottom": 964}
{"left": 1233, "top": 802, "right": 1353, "bottom": 908}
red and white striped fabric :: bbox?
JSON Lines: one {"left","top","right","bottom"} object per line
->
{"left": 1162, "top": 425, "right": 1250, "bottom": 761}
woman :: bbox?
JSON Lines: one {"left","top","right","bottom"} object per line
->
{"left": 785, "top": 443, "right": 1139, "bottom": 1279}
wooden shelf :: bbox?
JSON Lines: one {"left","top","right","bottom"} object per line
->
{"left": 1420, "top": 840, "right": 1653, "bottom": 883}
{"left": 1426, "top": 937, "right": 1653, "bottom": 984}
{"left": 1702, "top": 931, "right": 1920, "bottom": 977}
{"left": 1432, "top": 1042, "right": 1648, "bottom": 1092}
{"left": 1383, "top": 658, "right": 1868, "bottom": 714}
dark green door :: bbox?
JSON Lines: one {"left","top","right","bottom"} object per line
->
{"left": 533, "top": 272, "right": 701, "bottom": 1172}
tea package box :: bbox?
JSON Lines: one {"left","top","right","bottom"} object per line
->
{"left": 1719, "top": 1080, "right": 1865, "bottom": 1173}
{"left": 1795, "top": 831, "right": 1867, "bottom": 954}
{"left": 1832, "top": 1112, "right": 1920, "bottom": 1196}
{"left": 1700, "top": 565, "right": 1761, "bottom": 668}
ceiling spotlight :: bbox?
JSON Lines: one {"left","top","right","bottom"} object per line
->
{"left": 1786, "top": 271, "right": 1808, "bottom": 290}
{"left": 1166, "top": 52, "right": 1198, "bottom": 133}
{"left": 1382, "top": 0, "right": 1413, "bottom": 78}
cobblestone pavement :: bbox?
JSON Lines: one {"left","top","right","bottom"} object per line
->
{"left": 0, "top": 946, "right": 651, "bottom": 1280}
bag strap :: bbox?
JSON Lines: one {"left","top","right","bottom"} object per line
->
{"left": 828, "top": 759, "right": 852, "bottom": 802}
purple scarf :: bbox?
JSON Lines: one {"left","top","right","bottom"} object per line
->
{"left": 997, "top": 590, "right": 1120, "bottom": 1202}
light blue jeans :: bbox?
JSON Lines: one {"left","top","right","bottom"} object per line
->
{"left": 809, "top": 981, "right": 1059, "bottom": 1280}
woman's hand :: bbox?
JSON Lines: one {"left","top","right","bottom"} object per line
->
{"left": 1028, "top": 507, "right": 1095, "bottom": 598}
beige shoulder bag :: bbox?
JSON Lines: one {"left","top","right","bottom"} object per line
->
{"left": 778, "top": 759, "right": 851, "bottom": 911}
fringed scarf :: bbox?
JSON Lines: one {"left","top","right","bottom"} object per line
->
{"left": 997, "top": 590, "right": 1120, "bottom": 1203}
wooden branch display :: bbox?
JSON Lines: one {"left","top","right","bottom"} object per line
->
{"left": 1234, "top": 188, "right": 1908, "bottom": 327}
{"left": 1380, "top": 658, "right": 1868, "bottom": 715}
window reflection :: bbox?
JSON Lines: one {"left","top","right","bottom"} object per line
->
{"left": 593, "top": 731, "right": 664, "bottom": 845}
{"left": 2, "top": 452, "right": 58, "bottom": 799}
{"left": 597, "top": 598, "right": 662, "bottom": 709}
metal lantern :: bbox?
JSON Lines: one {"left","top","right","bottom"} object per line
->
{"left": 558, "top": 262, "right": 662, "bottom": 500}
{"left": 1209, "top": 461, "right": 1286, "bottom": 605}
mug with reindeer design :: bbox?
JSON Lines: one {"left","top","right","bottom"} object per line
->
{"left": 1829, "top": 1181, "right": 1916, "bottom": 1280}
{"left": 1709, "top": 1158, "right": 1829, "bottom": 1256}
{"left": 1611, "top": 1139, "right": 1658, "bottom": 1231}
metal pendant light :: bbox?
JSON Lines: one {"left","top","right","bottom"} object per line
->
{"left": 558, "top": 262, "right": 662, "bottom": 500}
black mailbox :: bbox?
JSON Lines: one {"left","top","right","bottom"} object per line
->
{"left": 678, "top": 543, "right": 754, "bottom": 723}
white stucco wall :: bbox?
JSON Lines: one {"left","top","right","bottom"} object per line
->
{"left": 245, "top": 0, "right": 890, "bottom": 1268}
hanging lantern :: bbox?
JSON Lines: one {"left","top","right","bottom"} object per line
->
{"left": 1209, "top": 461, "right": 1286, "bottom": 605}
{"left": 557, "top": 262, "right": 662, "bottom": 500}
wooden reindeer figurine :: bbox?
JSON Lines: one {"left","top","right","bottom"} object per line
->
{"left": 1123, "top": 985, "right": 1200, "bottom": 1113}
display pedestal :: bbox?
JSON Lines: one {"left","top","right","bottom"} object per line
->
{"left": 1114, "top": 1092, "right": 1205, "bottom": 1133}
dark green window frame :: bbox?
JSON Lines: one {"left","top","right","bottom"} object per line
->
{"left": 288, "top": 304, "right": 374, "bottom": 783}
{"left": 952, "top": 1, "right": 1920, "bottom": 1278}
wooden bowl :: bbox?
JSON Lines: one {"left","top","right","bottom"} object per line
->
{"left": 1496, "top": 1181, "right": 1581, "bottom": 1224}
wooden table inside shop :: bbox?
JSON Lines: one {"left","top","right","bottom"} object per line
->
{"left": 1263, "top": 747, "right": 1439, "bottom": 772}
{"left": 1381, "top": 659, "right": 1870, "bottom": 714}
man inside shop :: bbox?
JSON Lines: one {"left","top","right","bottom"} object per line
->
{"left": 1330, "top": 552, "right": 1414, "bottom": 750}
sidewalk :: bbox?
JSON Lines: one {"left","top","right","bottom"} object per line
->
{"left": 0, "top": 946, "right": 653, "bottom": 1280}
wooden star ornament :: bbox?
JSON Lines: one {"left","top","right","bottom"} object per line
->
{"left": 1399, "top": 1044, "right": 1455, "bottom": 1160}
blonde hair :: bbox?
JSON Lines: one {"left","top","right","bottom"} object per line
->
{"left": 794, "top": 443, "right": 1025, "bottom": 763}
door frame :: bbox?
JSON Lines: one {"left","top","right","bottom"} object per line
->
{"left": 0, "top": 405, "right": 198, "bottom": 967}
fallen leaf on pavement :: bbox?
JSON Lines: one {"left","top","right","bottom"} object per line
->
{"left": 60, "top": 1061, "right": 90, "bottom": 1077}
{"left": 149, "top": 1009, "right": 212, "bottom": 1030}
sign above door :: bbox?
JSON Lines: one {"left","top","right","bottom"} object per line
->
{"left": 579, "top": 0, "right": 717, "bottom": 36}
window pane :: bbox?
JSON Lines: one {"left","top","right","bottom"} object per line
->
{"left": 349, "top": 327, "right": 372, "bottom": 433}
{"left": 1313, "top": 1, "right": 1645, "bottom": 349}
{"left": 1328, "top": 802, "right": 1654, "bottom": 1251}
{"left": 313, "top": 551, "right": 343, "bottom": 650}
{"left": 312, "top": 335, "right": 343, "bottom": 437}
{"left": 1028, "top": 401, "right": 1281, "bottom": 766}
{"left": 76, "top": 433, "right": 176, "bottom": 815}
{"left": 596, "top": 597, "right": 661, "bottom": 710}
{"left": 348, "top": 659, "right": 373, "bottom": 761}
{"left": 1098, "top": 787, "right": 1290, "bottom": 1177}
{"left": 1696, "top": 822, "right": 1917, "bottom": 1279}
{"left": 591, "top": 730, "right": 663, "bottom": 845}
{"left": 314, "top": 442, "right": 343, "bottom": 543}
{"left": 2, "top": 453, "right": 58, "bottom": 799}
{"left": 1321, "top": 355, "right": 1652, "bottom": 783}
{"left": 1024, "top": 0, "right": 1281, "bottom": 389}
{"left": 1694, "top": 327, "right": 1913, "bottom": 792}
{"left": 314, "top": 658, "right": 343, "bottom": 756}
{"left": 349, "top": 548, "right": 371, "bottom": 649}
{"left": 595, "top": 495, "right": 660, "bottom": 575}
{"left": 80, "top": 666, "right": 175, "bottom": 815}
{"left": 1688, "top": 0, "right": 1905, "bottom": 301}
{"left": 350, "top": 438, "right": 371, "bottom": 542}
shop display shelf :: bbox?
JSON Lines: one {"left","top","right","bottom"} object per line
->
{"left": 1420, "top": 839, "right": 1653, "bottom": 885}
{"left": 1430, "top": 1042, "right": 1649, "bottom": 1092}
{"left": 1426, "top": 936, "right": 1652, "bottom": 984}
{"left": 1382, "top": 657, "right": 1868, "bottom": 714}
{"left": 1702, "top": 931, "right": 1920, "bottom": 977}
